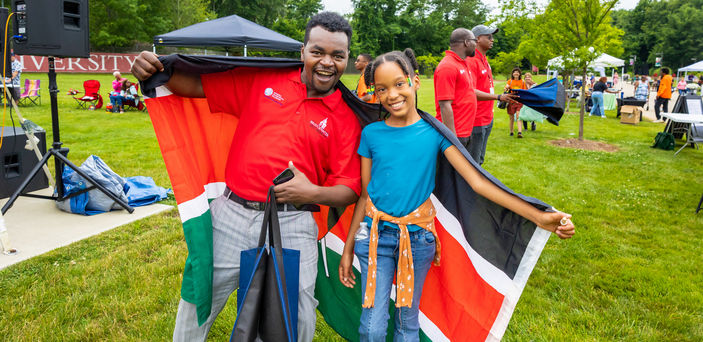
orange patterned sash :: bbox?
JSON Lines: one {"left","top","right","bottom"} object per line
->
{"left": 363, "top": 197, "right": 441, "bottom": 308}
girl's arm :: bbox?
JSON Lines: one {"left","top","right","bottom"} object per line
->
{"left": 339, "top": 156, "right": 372, "bottom": 288}
{"left": 444, "top": 146, "right": 575, "bottom": 239}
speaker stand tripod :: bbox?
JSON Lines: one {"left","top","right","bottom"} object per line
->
{"left": 1, "top": 57, "right": 133, "bottom": 215}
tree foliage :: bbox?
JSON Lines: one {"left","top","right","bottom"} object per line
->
{"left": 612, "top": 0, "right": 703, "bottom": 73}
{"left": 90, "top": 0, "right": 214, "bottom": 51}
{"left": 350, "top": 0, "right": 486, "bottom": 57}
{"left": 521, "top": 0, "right": 622, "bottom": 140}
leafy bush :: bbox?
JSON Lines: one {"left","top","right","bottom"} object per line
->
{"left": 416, "top": 54, "right": 441, "bottom": 76}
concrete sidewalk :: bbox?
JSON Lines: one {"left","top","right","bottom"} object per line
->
{"left": 0, "top": 187, "right": 174, "bottom": 270}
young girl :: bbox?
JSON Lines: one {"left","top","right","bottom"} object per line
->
{"left": 505, "top": 67, "right": 527, "bottom": 138}
{"left": 519, "top": 72, "right": 539, "bottom": 131}
{"left": 338, "top": 49, "right": 575, "bottom": 341}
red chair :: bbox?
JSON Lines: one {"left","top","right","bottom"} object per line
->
{"left": 18, "top": 79, "right": 41, "bottom": 106}
{"left": 73, "top": 80, "right": 103, "bottom": 109}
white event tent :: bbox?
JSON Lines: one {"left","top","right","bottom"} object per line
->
{"left": 547, "top": 53, "right": 625, "bottom": 80}
{"left": 677, "top": 60, "right": 703, "bottom": 78}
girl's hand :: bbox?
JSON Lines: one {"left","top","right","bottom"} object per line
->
{"left": 339, "top": 251, "right": 356, "bottom": 288}
{"left": 538, "top": 211, "right": 575, "bottom": 239}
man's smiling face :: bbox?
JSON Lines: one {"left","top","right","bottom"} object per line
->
{"left": 300, "top": 26, "right": 349, "bottom": 98}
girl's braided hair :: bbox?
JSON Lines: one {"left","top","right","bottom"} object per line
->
{"left": 363, "top": 48, "right": 420, "bottom": 88}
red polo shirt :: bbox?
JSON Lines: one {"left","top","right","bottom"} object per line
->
{"left": 467, "top": 50, "right": 494, "bottom": 127}
{"left": 434, "top": 50, "right": 477, "bottom": 138}
{"left": 201, "top": 67, "right": 362, "bottom": 202}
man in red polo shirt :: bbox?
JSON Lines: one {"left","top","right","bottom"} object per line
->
{"left": 131, "top": 12, "right": 360, "bottom": 342}
{"left": 435, "top": 28, "right": 509, "bottom": 151}
{"left": 466, "top": 25, "right": 499, "bottom": 165}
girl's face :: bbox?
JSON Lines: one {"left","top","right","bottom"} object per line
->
{"left": 525, "top": 74, "right": 532, "bottom": 82}
{"left": 512, "top": 70, "right": 520, "bottom": 79}
{"left": 374, "top": 62, "right": 420, "bottom": 119}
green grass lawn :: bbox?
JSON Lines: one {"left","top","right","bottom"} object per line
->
{"left": 0, "top": 71, "right": 701, "bottom": 341}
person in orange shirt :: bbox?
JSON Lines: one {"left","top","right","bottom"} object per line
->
{"left": 355, "top": 53, "right": 377, "bottom": 103}
{"left": 504, "top": 67, "right": 527, "bottom": 137}
{"left": 654, "top": 68, "right": 672, "bottom": 122}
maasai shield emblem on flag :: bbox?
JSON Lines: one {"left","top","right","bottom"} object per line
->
{"left": 142, "top": 55, "right": 557, "bottom": 341}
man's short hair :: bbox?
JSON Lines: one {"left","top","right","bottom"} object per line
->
{"left": 358, "top": 53, "right": 372, "bottom": 62}
{"left": 304, "top": 12, "right": 352, "bottom": 49}
{"left": 661, "top": 67, "right": 670, "bottom": 74}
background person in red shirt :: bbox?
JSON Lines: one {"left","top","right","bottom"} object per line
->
{"left": 131, "top": 12, "right": 360, "bottom": 342}
{"left": 466, "top": 25, "right": 503, "bottom": 165}
{"left": 434, "top": 28, "right": 479, "bottom": 148}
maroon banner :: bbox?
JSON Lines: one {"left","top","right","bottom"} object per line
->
{"left": 18, "top": 53, "right": 139, "bottom": 73}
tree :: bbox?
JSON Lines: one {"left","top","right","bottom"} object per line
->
{"left": 271, "top": 0, "right": 324, "bottom": 42}
{"left": 90, "top": 0, "right": 212, "bottom": 51}
{"left": 612, "top": 0, "right": 703, "bottom": 72}
{"left": 209, "top": 0, "right": 286, "bottom": 27}
{"left": 526, "top": 0, "right": 623, "bottom": 140}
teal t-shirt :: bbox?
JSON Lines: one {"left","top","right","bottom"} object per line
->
{"left": 358, "top": 119, "right": 452, "bottom": 231}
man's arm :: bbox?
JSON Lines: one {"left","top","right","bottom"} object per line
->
{"left": 438, "top": 100, "right": 456, "bottom": 135}
{"left": 475, "top": 89, "right": 516, "bottom": 102}
{"left": 130, "top": 51, "right": 204, "bottom": 98}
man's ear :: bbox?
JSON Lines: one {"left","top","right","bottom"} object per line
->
{"left": 300, "top": 45, "right": 305, "bottom": 62}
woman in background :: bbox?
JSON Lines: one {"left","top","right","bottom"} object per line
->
{"left": 504, "top": 67, "right": 527, "bottom": 138}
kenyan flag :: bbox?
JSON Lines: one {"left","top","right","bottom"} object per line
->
{"left": 143, "top": 55, "right": 554, "bottom": 340}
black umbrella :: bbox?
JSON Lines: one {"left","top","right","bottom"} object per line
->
{"left": 511, "top": 78, "right": 566, "bottom": 125}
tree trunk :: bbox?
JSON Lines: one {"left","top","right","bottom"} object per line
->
{"left": 579, "top": 67, "right": 586, "bottom": 141}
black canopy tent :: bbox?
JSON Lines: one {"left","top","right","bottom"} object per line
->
{"left": 153, "top": 15, "right": 302, "bottom": 56}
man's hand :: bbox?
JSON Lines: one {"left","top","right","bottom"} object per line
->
{"left": 131, "top": 51, "right": 164, "bottom": 81}
{"left": 501, "top": 92, "right": 519, "bottom": 103}
{"left": 273, "top": 161, "right": 319, "bottom": 205}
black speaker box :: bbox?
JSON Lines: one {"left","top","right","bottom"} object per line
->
{"left": 12, "top": 0, "right": 90, "bottom": 58}
{"left": 1, "top": 126, "right": 48, "bottom": 199}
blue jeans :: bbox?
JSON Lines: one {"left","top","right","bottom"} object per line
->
{"left": 590, "top": 91, "right": 604, "bottom": 116}
{"left": 467, "top": 121, "right": 493, "bottom": 165}
{"left": 354, "top": 225, "right": 436, "bottom": 342}
{"left": 109, "top": 94, "right": 124, "bottom": 108}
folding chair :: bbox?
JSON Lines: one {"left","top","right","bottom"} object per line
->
{"left": 18, "top": 79, "right": 41, "bottom": 106}
{"left": 121, "top": 82, "right": 145, "bottom": 111}
{"left": 73, "top": 80, "right": 103, "bottom": 109}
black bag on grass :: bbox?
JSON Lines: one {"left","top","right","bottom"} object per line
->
{"left": 652, "top": 132, "right": 675, "bottom": 150}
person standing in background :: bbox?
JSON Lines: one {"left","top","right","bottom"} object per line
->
{"left": 676, "top": 76, "right": 687, "bottom": 96}
{"left": 654, "top": 68, "right": 672, "bottom": 123}
{"left": 505, "top": 68, "right": 527, "bottom": 138}
{"left": 465, "top": 25, "right": 499, "bottom": 165}
{"left": 354, "top": 53, "right": 377, "bottom": 103}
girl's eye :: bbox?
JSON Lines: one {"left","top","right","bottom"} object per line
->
{"left": 377, "top": 87, "right": 386, "bottom": 93}
{"left": 396, "top": 82, "right": 405, "bottom": 87}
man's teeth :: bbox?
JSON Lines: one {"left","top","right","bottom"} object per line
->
{"left": 316, "top": 71, "right": 333, "bottom": 76}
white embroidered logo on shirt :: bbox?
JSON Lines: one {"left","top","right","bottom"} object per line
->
{"left": 264, "top": 87, "right": 285, "bottom": 105}
{"left": 310, "top": 118, "right": 329, "bottom": 137}
{"left": 460, "top": 70, "right": 466, "bottom": 74}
